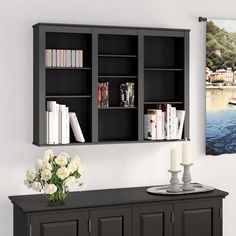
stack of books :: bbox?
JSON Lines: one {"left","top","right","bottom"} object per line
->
{"left": 98, "top": 82, "right": 109, "bottom": 107}
{"left": 144, "top": 104, "right": 185, "bottom": 140}
{"left": 46, "top": 101, "right": 85, "bottom": 144}
{"left": 45, "top": 49, "right": 83, "bottom": 68}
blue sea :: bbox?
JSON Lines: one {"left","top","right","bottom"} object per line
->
{"left": 206, "top": 88, "right": 236, "bottom": 155}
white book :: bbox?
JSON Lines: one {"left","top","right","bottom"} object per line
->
{"left": 166, "top": 104, "right": 171, "bottom": 140}
{"left": 162, "top": 112, "right": 165, "bottom": 139}
{"left": 46, "top": 111, "right": 49, "bottom": 144}
{"left": 170, "top": 107, "right": 176, "bottom": 139}
{"left": 76, "top": 50, "right": 80, "bottom": 67}
{"left": 52, "top": 49, "right": 57, "bottom": 67}
{"left": 48, "top": 112, "right": 54, "bottom": 144}
{"left": 63, "top": 50, "right": 67, "bottom": 67}
{"left": 47, "top": 101, "right": 59, "bottom": 144}
{"left": 65, "top": 107, "right": 70, "bottom": 144}
{"left": 156, "top": 110, "right": 163, "bottom": 140}
{"left": 60, "top": 50, "right": 64, "bottom": 67}
{"left": 69, "top": 112, "right": 85, "bottom": 143}
{"left": 176, "top": 110, "right": 186, "bottom": 139}
{"left": 56, "top": 50, "right": 60, "bottom": 67}
{"left": 67, "top": 50, "right": 71, "bottom": 67}
{"left": 71, "top": 50, "right": 76, "bottom": 67}
{"left": 59, "top": 105, "right": 70, "bottom": 144}
{"left": 144, "top": 114, "right": 156, "bottom": 140}
{"left": 45, "top": 49, "right": 52, "bottom": 67}
{"left": 80, "top": 50, "right": 83, "bottom": 67}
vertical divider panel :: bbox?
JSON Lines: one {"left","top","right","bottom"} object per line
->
{"left": 184, "top": 31, "right": 190, "bottom": 139}
{"left": 92, "top": 29, "right": 98, "bottom": 142}
{"left": 138, "top": 31, "right": 144, "bottom": 141}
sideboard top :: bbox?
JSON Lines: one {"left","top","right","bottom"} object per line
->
{"left": 9, "top": 185, "right": 228, "bottom": 214}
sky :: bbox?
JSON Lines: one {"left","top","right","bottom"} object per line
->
{"left": 211, "top": 18, "right": 236, "bottom": 33}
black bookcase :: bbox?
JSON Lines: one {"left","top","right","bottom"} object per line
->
{"left": 33, "top": 23, "right": 190, "bottom": 146}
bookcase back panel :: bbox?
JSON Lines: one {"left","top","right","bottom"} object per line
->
{"left": 98, "top": 110, "right": 138, "bottom": 141}
{"left": 46, "top": 70, "right": 91, "bottom": 96}
{"left": 46, "top": 98, "right": 92, "bottom": 142}
{"left": 46, "top": 33, "right": 92, "bottom": 67}
{"left": 144, "top": 37, "right": 184, "bottom": 68}
{"left": 98, "top": 57, "right": 138, "bottom": 76}
{"left": 144, "top": 71, "right": 183, "bottom": 102}
{"left": 98, "top": 35, "right": 138, "bottom": 55}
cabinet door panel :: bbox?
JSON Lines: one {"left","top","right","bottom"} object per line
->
{"left": 174, "top": 200, "right": 222, "bottom": 236}
{"left": 133, "top": 204, "right": 173, "bottom": 236}
{"left": 91, "top": 207, "right": 131, "bottom": 236}
{"left": 31, "top": 210, "right": 89, "bottom": 236}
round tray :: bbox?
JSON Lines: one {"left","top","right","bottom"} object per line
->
{"left": 147, "top": 183, "right": 214, "bottom": 195}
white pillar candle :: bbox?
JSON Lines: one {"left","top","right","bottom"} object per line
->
{"left": 182, "top": 140, "right": 190, "bottom": 164}
{"left": 170, "top": 148, "right": 178, "bottom": 171}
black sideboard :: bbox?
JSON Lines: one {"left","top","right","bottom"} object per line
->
{"left": 9, "top": 186, "right": 228, "bottom": 236}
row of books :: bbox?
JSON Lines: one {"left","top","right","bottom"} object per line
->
{"left": 45, "top": 49, "right": 83, "bottom": 68}
{"left": 144, "top": 104, "right": 185, "bottom": 140}
{"left": 46, "top": 101, "right": 85, "bottom": 144}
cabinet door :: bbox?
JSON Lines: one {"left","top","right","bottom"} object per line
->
{"left": 133, "top": 204, "right": 173, "bottom": 236}
{"left": 90, "top": 207, "right": 132, "bottom": 236}
{"left": 30, "top": 210, "right": 89, "bottom": 236}
{"left": 174, "top": 200, "right": 222, "bottom": 236}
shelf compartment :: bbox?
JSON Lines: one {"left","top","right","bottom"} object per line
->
{"left": 98, "top": 34, "right": 138, "bottom": 55}
{"left": 144, "top": 71, "right": 184, "bottom": 102}
{"left": 98, "top": 54, "right": 137, "bottom": 58}
{"left": 98, "top": 77, "right": 138, "bottom": 107}
{"left": 46, "top": 97, "right": 91, "bottom": 143}
{"left": 46, "top": 69, "right": 91, "bottom": 96}
{"left": 98, "top": 109, "right": 138, "bottom": 141}
{"left": 144, "top": 36, "right": 184, "bottom": 68}
{"left": 46, "top": 32, "right": 92, "bottom": 67}
{"left": 98, "top": 57, "right": 137, "bottom": 76}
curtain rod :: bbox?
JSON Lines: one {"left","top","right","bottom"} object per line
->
{"left": 199, "top": 17, "right": 207, "bottom": 22}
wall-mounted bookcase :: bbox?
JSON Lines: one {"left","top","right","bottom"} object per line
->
{"left": 33, "top": 23, "right": 189, "bottom": 146}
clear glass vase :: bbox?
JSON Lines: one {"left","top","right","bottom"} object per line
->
{"left": 47, "top": 190, "right": 68, "bottom": 202}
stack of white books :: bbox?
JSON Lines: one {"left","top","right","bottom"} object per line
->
{"left": 144, "top": 104, "right": 185, "bottom": 140}
{"left": 46, "top": 101, "right": 85, "bottom": 144}
{"left": 45, "top": 49, "right": 83, "bottom": 68}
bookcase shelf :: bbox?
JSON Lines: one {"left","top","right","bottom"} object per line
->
{"left": 33, "top": 23, "right": 189, "bottom": 146}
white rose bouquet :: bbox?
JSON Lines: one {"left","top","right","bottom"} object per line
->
{"left": 24, "top": 150, "right": 85, "bottom": 202}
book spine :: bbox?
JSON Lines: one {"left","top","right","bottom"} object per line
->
{"left": 176, "top": 110, "right": 186, "bottom": 139}
{"left": 69, "top": 112, "right": 85, "bottom": 143}
{"left": 48, "top": 112, "right": 54, "bottom": 144}
{"left": 98, "top": 83, "right": 101, "bottom": 107}
{"left": 80, "top": 50, "right": 83, "bottom": 67}
{"left": 46, "top": 111, "right": 49, "bottom": 144}
{"left": 156, "top": 110, "right": 163, "bottom": 140}
{"left": 166, "top": 104, "right": 171, "bottom": 140}
{"left": 45, "top": 49, "right": 52, "bottom": 67}
{"left": 76, "top": 50, "right": 80, "bottom": 67}
{"left": 56, "top": 50, "right": 60, "bottom": 67}
{"left": 170, "top": 107, "right": 176, "bottom": 139}
{"left": 65, "top": 107, "right": 70, "bottom": 144}
{"left": 52, "top": 49, "right": 57, "bottom": 67}
{"left": 71, "top": 50, "right": 76, "bottom": 67}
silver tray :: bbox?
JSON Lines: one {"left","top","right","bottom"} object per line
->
{"left": 147, "top": 183, "right": 214, "bottom": 195}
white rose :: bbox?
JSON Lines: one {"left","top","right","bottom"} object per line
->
{"left": 26, "top": 170, "right": 36, "bottom": 182}
{"left": 43, "top": 149, "right": 54, "bottom": 162}
{"left": 35, "top": 159, "right": 43, "bottom": 171}
{"left": 41, "top": 169, "right": 52, "bottom": 181}
{"left": 42, "top": 162, "right": 52, "bottom": 171}
{"left": 44, "top": 184, "right": 57, "bottom": 195}
{"left": 68, "top": 160, "right": 78, "bottom": 174}
{"left": 78, "top": 164, "right": 86, "bottom": 175}
{"left": 24, "top": 180, "right": 31, "bottom": 188}
{"left": 56, "top": 166, "right": 70, "bottom": 180}
{"left": 64, "top": 176, "right": 76, "bottom": 187}
{"left": 32, "top": 182, "right": 42, "bottom": 192}
{"left": 55, "top": 153, "right": 69, "bottom": 166}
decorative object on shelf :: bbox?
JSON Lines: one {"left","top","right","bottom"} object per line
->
{"left": 167, "top": 147, "right": 182, "bottom": 193}
{"left": 120, "top": 82, "right": 135, "bottom": 107}
{"left": 147, "top": 183, "right": 215, "bottom": 195}
{"left": 98, "top": 82, "right": 109, "bottom": 107}
{"left": 24, "top": 150, "right": 85, "bottom": 202}
{"left": 205, "top": 18, "right": 236, "bottom": 155}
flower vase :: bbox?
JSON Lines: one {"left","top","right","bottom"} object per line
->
{"left": 47, "top": 190, "right": 68, "bottom": 202}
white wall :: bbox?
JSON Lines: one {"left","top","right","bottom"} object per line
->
{"left": 0, "top": 0, "right": 235, "bottom": 235}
